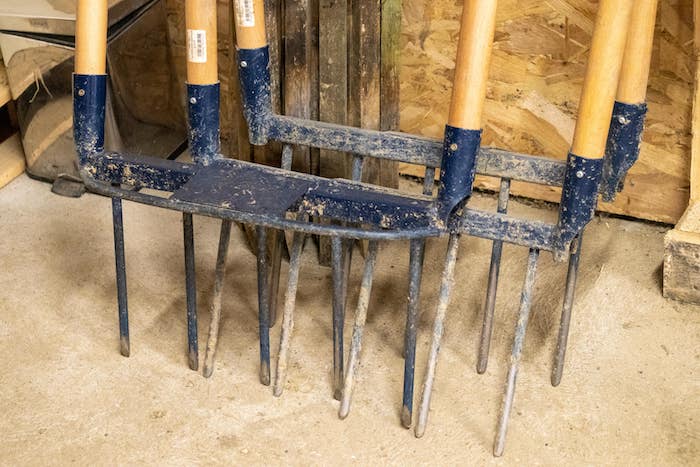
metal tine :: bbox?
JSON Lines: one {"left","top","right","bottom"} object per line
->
{"left": 551, "top": 233, "right": 584, "bottom": 387}
{"left": 415, "top": 233, "right": 461, "bottom": 438}
{"left": 400, "top": 168, "right": 436, "bottom": 428}
{"left": 256, "top": 225, "right": 271, "bottom": 385}
{"left": 268, "top": 144, "right": 295, "bottom": 328}
{"left": 183, "top": 213, "right": 199, "bottom": 371}
{"left": 202, "top": 219, "right": 233, "bottom": 378}
{"left": 401, "top": 238, "right": 426, "bottom": 427}
{"left": 331, "top": 236, "right": 352, "bottom": 400}
{"left": 112, "top": 197, "right": 130, "bottom": 357}
{"left": 477, "top": 178, "right": 511, "bottom": 374}
{"left": 338, "top": 240, "right": 379, "bottom": 418}
{"left": 332, "top": 154, "right": 364, "bottom": 400}
{"left": 273, "top": 230, "right": 306, "bottom": 397}
{"left": 493, "top": 248, "right": 540, "bottom": 457}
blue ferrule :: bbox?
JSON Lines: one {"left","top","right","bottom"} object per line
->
{"left": 601, "top": 101, "right": 647, "bottom": 202}
{"left": 187, "top": 83, "right": 221, "bottom": 166}
{"left": 73, "top": 74, "right": 107, "bottom": 166}
{"left": 555, "top": 153, "right": 604, "bottom": 252}
{"left": 437, "top": 125, "right": 482, "bottom": 219}
{"left": 238, "top": 46, "right": 272, "bottom": 145}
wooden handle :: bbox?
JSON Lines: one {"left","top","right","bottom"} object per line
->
{"left": 186, "top": 0, "right": 218, "bottom": 84}
{"left": 617, "top": 0, "right": 658, "bottom": 104}
{"left": 447, "top": 0, "right": 498, "bottom": 130}
{"left": 571, "top": 0, "right": 634, "bottom": 159}
{"left": 233, "top": 0, "right": 267, "bottom": 49}
{"left": 75, "top": 0, "right": 108, "bottom": 74}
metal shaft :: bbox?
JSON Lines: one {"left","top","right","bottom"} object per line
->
{"left": 111, "top": 197, "right": 130, "bottom": 357}
{"left": 338, "top": 241, "right": 379, "bottom": 418}
{"left": 203, "top": 220, "right": 232, "bottom": 378}
{"left": 183, "top": 213, "right": 198, "bottom": 371}
{"left": 493, "top": 248, "right": 540, "bottom": 457}
{"left": 551, "top": 233, "right": 584, "bottom": 387}
{"left": 331, "top": 236, "right": 351, "bottom": 401}
{"left": 415, "top": 233, "right": 461, "bottom": 438}
{"left": 268, "top": 229, "right": 283, "bottom": 326}
{"left": 477, "top": 178, "right": 511, "bottom": 374}
{"left": 273, "top": 231, "right": 305, "bottom": 397}
{"left": 256, "top": 226, "right": 271, "bottom": 386}
{"left": 401, "top": 238, "right": 426, "bottom": 428}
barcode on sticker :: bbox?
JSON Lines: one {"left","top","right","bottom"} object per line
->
{"left": 187, "top": 29, "right": 207, "bottom": 63}
{"left": 235, "top": 0, "right": 255, "bottom": 27}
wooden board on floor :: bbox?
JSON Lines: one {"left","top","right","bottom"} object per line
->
{"left": 0, "top": 133, "right": 26, "bottom": 189}
{"left": 400, "top": 0, "right": 694, "bottom": 224}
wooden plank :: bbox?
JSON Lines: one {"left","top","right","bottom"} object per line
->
{"left": 284, "top": 0, "right": 314, "bottom": 174}
{"left": 380, "top": 0, "right": 401, "bottom": 189}
{"left": 319, "top": 0, "right": 349, "bottom": 179}
{"left": 0, "top": 133, "right": 25, "bottom": 189}
{"left": 351, "top": 0, "right": 382, "bottom": 185}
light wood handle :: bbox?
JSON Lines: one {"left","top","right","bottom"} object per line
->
{"left": 75, "top": 0, "right": 108, "bottom": 74}
{"left": 571, "top": 0, "right": 634, "bottom": 159}
{"left": 617, "top": 0, "right": 658, "bottom": 104}
{"left": 447, "top": 0, "right": 498, "bottom": 131}
{"left": 186, "top": 0, "right": 218, "bottom": 85}
{"left": 233, "top": 0, "right": 267, "bottom": 49}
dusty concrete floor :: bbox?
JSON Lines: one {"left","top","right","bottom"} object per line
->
{"left": 0, "top": 174, "right": 698, "bottom": 465}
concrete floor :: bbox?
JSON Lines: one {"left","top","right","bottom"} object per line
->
{"left": 0, "top": 174, "right": 698, "bottom": 465}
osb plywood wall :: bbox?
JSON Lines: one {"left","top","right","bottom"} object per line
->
{"left": 401, "top": 0, "right": 694, "bottom": 224}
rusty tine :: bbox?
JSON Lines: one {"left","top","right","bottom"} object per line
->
{"left": 476, "top": 178, "right": 511, "bottom": 374}
{"left": 273, "top": 231, "right": 306, "bottom": 397}
{"left": 493, "top": 248, "right": 540, "bottom": 457}
{"left": 338, "top": 240, "right": 379, "bottom": 418}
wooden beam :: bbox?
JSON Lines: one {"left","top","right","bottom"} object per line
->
{"left": 692, "top": 0, "right": 700, "bottom": 201}
{"left": 0, "top": 133, "right": 25, "bottom": 189}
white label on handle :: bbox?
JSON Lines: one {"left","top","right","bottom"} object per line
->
{"left": 235, "top": 0, "right": 255, "bottom": 27}
{"left": 187, "top": 29, "right": 207, "bottom": 63}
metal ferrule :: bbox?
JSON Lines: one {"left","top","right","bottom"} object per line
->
{"left": 601, "top": 101, "right": 647, "bottom": 202}
{"left": 238, "top": 46, "right": 272, "bottom": 145}
{"left": 187, "top": 83, "right": 221, "bottom": 166}
{"left": 73, "top": 74, "right": 107, "bottom": 166}
{"left": 555, "top": 153, "right": 603, "bottom": 253}
{"left": 437, "top": 125, "right": 482, "bottom": 219}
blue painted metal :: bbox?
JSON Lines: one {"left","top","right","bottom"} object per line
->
{"left": 437, "top": 125, "right": 482, "bottom": 218}
{"left": 601, "top": 101, "right": 647, "bottom": 202}
{"left": 187, "top": 83, "right": 221, "bottom": 166}
{"left": 238, "top": 47, "right": 272, "bottom": 145}
{"left": 73, "top": 74, "right": 106, "bottom": 164}
{"left": 554, "top": 153, "right": 604, "bottom": 252}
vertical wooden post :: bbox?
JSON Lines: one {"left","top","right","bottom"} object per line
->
{"left": 319, "top": 0, "right": 348, "bottom": 180}
{"left": 380, "top": 0, "right": 402, "bottom": 189}
{"left": 284, "top": 0, "right": 317, "bottom": 174}
{"left": 692, "top": 0, "right": 700, "bottom": 202}
{"left": 351, "top": 0, "right": 385, "bottom": 186}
